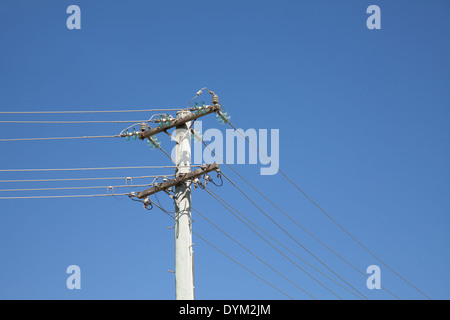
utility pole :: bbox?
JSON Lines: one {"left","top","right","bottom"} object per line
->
{"left": 174, "top": 110, "right": 194, "bottom": 300}
{"left": 131, "top": 89, "right": 228, "bottom": 300}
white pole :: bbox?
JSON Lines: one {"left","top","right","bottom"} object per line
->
{"left": 174, "top": 110, "right": 194, "bottom": 300}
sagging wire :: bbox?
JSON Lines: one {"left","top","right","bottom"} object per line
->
{"left": 210, "top": 171, "right": 223, "bottom": 187}
{"left": 144, "top": 198, "right": 153, "bottom": 211}
{"left": 128, "top": 194, "right": 153, "bottom": 211}
{"left": 154, "top": 192, "right": 176, "bottom": 215}
{"left": 128, "top": 193, "right": 154, "bottom": 211}
{"left": 127, "top": 175, "right": 176, "bottom": 211}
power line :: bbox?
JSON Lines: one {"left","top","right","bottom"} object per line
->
{"left": 0, "top": 120, "right": 151, "bottom": 124}
{"left": 227, "top": 167, "right": 400, "bottom": 299}
{"left": 192, "top": 231, "right": 295, "bottom": 300}
{"left": 226, "top": 120, "right": 430, "bottom": 300}
{"left": 201, "top": 187, "right": 344, "bottom": 300}
{"left": 205, "top": 185, "right": 365, "bottom": 300}
{"left": 0, "top": 108, "right": 182, "bottom": 114}
{"left": 0, "top": 165, "right": 184, "bottom": 172}
{"left": 199, "top": 139, "right": 398, "bottom": 299}
{"left": 158, "top": 146, "right": 175, "bottom": 163}
{"left": 220, "top": 170, "right": 369, "bottom": 300}
{"left": 0, "top": 175, "right": 172, "bottom": 183}
{"left": 0, "top": 184, "right": 152, "bottom": 193}
{"left": 0, "top": 193, "right": 131, "bottom": 200}
{"left": 198, "top": 137, "right": 369, "bottom": 299}
{"left": 0, "top": 134, "right": 121, "bottom": 142}
{"left": 190, "top": 204, "right": 317, "bottom": 299}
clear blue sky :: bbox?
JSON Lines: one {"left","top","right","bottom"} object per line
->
{"left": 0, "top": 0, "right": 449, "bottom": 300}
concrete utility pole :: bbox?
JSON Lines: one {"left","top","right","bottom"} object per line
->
{"left": 133, "top": 89, "right": 224, "bottom": 300}
{"left": 174, "top": 110, "right": 194, "bottom": 300}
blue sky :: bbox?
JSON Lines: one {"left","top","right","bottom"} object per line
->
{"left": 0, "top": 0, "right": 449, "bottom": 300}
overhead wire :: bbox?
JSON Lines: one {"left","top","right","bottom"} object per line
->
{"left": 0, "top": 193, "right": 131, "bottom": 200}
{"left": 220, "top": 170, "right": 369, "bottom": 300}
{"left": 201, "top": 186, "right": 344, "bottom": 300}
{"left": 210, "top": 173, "right": 223, "bottom": 187}
{"left": 226, "top": 120, "right": 429, "bottom": 300}
{"left": 186, "top": 87, "right": 208, "bottom": 109}
{"left": 153, "top": 192, "right": 176, "bottom": 215}
{"left": 0, "top": 120, "right": 152, "bottom": 124}
{"left": 199, "top": 138, "right": 398, "bottom": 299}
{"left": 0, "top": 175, "right": 173, "bottom": 183}
{"left": 0, "top": 184, "right": 153, "bottom": 193}
{"left": 190, "top": 204, "right": 317, "bottom": 300}
{"left": 0, "top": 165, "right": 182, "bottom": 172}
{"left": 192, "top": 231, "right": 295, "bottom": 300}
{"left": 0, "top": 134, "right": 121, "bottom": 142}
{"left": 160, "top": 117, "right": 367, "bottom": 299}
{"left": 199, "top": 137, "right": 371, "bottom": 299}
{"left": 0, "top": 108, "right": 183, "bottom": 114}
{"left": 158, "top": 146, "right": 175, "bottom": 164}
{"left": 0, "top": 110, "right": 180, "bottom": 142}
{"left": 204, "top": 185, "right": 365, "bottom": 300}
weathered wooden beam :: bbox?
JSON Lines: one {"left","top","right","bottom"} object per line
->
{"left": 136, "top": 163, "right": 220, "bottom": 199}
{"left": 138, "top": 105, "right": 220, "bottom": 140}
